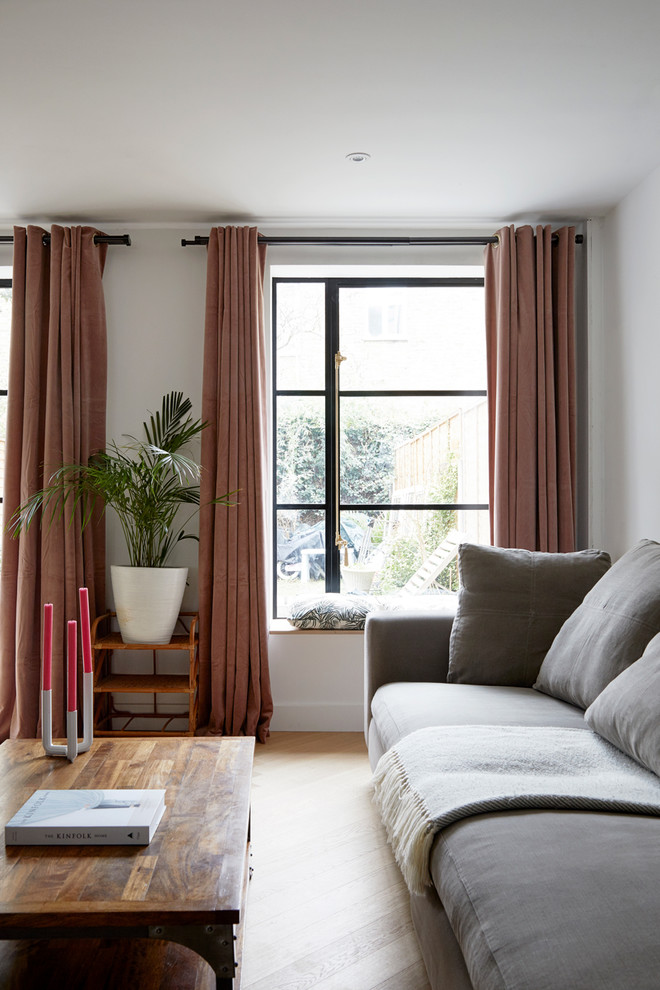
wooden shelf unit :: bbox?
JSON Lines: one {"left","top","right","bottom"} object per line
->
{"left": 91, "top": 611, "right": 199, "bottom": 737}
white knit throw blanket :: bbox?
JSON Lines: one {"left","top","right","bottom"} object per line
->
{"left": 372, "top": 725, "right": 660, "bottom": 896}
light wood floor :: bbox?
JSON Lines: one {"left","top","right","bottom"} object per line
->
{"left": 241, "top": 731, "right": 431, "bottom": 990}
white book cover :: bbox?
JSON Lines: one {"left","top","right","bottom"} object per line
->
{"left": 5, "top": 788, "right": 166, "bottom": 846}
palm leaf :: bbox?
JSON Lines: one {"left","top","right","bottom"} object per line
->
{"left": 7, "top": 391, "right": 237, "bottom": 568}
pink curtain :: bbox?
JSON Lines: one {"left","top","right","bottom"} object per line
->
{"left": 198, "top": 226, "right": 273, "bottom": 742}
{"left": 484, "top": 225, "right": 576, "bottom": 552}
{"left": 0, "top": 225, "right": 108, "bottom": 740}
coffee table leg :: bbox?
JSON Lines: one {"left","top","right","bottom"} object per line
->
{"left": 149, "top": 924, "right": 237, "bottom": 986}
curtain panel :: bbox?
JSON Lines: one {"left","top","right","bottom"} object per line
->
{"left": 0, "top": 225, "right": 108, "bottom": 740}
{"left": 198, "top": 226, "right": 273, "bottom": 742}
{"left": 484, "top": 225, "right": 577, "bottom": 552}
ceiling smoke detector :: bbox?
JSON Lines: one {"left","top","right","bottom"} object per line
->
{"left": 345, "top": 152, "right": 371, "bottom": 163}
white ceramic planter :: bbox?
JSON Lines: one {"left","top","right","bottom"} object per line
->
{"left": 342, "top": 566, "right": 377, "bottom": 593}
{"left": 111, "top": 565, "right": 188, "bottom": 644}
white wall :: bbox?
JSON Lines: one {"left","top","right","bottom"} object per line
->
{"left": 600, "top": 165, "right": 660, "bottom": 558}
{"left": 269, "top": 628, "right": 365, "bottom": 731}
{"left": 102, "top": 227, "right": 208, "bottom": 611}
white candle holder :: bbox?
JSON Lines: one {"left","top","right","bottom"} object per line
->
{"left": 41, "top": 589, "right": 94, "bottom": 763}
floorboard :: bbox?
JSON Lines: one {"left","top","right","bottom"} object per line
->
{"left": 241, "top": 731, "right": 431, "bottom": 990}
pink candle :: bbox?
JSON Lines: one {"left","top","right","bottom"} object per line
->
{"left": 79, "top": 587, "right": 93, "bottom": 674}
{"left": 67, "top": 620, "right": 77, "bottom": 713}
{"left": 42, "top": 604, "right": 53, "bottom": 692}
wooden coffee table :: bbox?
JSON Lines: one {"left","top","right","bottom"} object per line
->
{"left": 0, "top": 736, "right": 254, "bottom": 989}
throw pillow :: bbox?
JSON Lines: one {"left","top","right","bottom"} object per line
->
{"left": 585, "top": 632, "right": 660, "bottom": 777}
{"left": 447, "top": 543, "right": 611, "bottom": 687}
{"left": 534, "top": 539, "right": 660, "bottom": 709}
{"left": 287, "top": 593, "right": 381, "bottom": 630}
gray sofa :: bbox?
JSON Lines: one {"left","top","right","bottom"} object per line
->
{"left": 365, "top": 541, "right": 660, "bottom": 990}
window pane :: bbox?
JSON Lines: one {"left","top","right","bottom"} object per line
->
{"left": 276, "top": 509, "right": 325, "bottom": 617}
{"left": 276, "top": 282, "right": 325, "bottom": 390}
{"left": 277, "top": 396, "right": 325, "bottom": 504}
{"left": 340, "top": 396, "right": 488, "bottom": 505}
{"left": 0, "top": 282, "right": 9, "bottom": 573}
{"left": 338, "top": 285, "right": 486, "bottom": 391}
{"left": 0, "top": 285, "right": 10, "bottom": 390}
{"left": 0, "top": 395, "right": 6, "bottom": 499}
{"left": 340, "top": 508, "right": 489, "bottom": 597}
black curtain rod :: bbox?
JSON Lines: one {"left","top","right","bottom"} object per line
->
{"left": 181, "top": 233, "right": 583, "bottom": 247}
{"left": 0, "top": 234, "right": 131, "bottom": 247}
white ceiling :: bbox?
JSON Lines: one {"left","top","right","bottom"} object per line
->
{"left": 2, "top": 0, "right": 660, "bottom": 227}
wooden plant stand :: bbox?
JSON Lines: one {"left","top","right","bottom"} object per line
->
{"left": 91, "top": 612, "right": 199, "bottom": 737}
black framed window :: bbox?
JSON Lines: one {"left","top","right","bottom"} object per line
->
{"left": 273, "top": 277, "right": 489, "bottom": 619}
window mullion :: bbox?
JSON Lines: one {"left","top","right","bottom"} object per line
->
{"left": 325, "top": 282, "right": 340, "bottom": 591}
{"left": 271, "top": 278, "right": 280, "bottom": 617}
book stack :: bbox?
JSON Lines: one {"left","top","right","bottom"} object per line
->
{"left": 5, "top": 788, "right": 166, "bottom": 846}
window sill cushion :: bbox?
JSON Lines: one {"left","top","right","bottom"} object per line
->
{"left": 287, "top": 593, "right": 382, "bottom": 630}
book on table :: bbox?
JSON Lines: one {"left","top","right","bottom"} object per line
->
{"left": 5, "top": 789, "right": 166, "bottom": 846}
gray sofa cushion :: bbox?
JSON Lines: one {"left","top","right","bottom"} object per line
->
{"left": 447, "top": 543, "right": 611, "bottom": 687}
{"left": 585, "top": 632, "right": 660, "bottom": 777}
{"left": 370, "top": 681, "right": 587, "bottom": 755}
{"left": 535, "top": 539, "right": 660, "bottom": 709}
{"left": 431, "top": 809, "right": 660, "bottom": 990}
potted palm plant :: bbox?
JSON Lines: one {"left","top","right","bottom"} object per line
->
{"left": 9, "top": 391, "right": 235, "bottom": 644}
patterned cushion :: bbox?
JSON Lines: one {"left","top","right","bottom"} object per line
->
{"left": 287, "top": 593, "right": 381, "bottom": 630}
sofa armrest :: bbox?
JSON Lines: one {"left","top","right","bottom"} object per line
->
{"left": 364, "top": 607, "right": 456, "bottom": 742}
